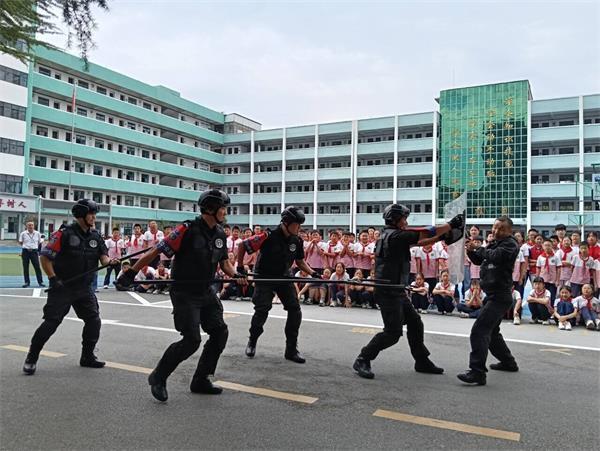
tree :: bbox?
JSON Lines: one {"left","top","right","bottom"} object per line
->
{"left": 0, "top": 0, "right": 109, "bottom": 64}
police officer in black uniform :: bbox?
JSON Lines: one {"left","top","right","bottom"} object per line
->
{"left": 457, "top": 215, "right": 519, "bottom": 386}
{"left": 117, "top": 190, "right": 246, "bottom": 402}
{"left": 353, "top": 203, "right": 465, "bottom": 379}
{"left": 23, "top": 199, "right": 119, "bottom": 375}
{"left": 237, "top": 206, "right": 318, "bottom": 364}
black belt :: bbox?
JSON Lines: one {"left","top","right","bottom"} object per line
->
{"left": 22, "top": 248, "right": 38, "bottom": 252}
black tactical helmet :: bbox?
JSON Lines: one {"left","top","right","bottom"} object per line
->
{"left": 383, "top": 203, "right": 410, "bottom": 226}
{"left": 72, "top": 199, "right": 100, "bottom": 218}
{"left": 198, "top": 189, "right": 230, "bottom": 213}
{"left": 281, "top": 206, "right": 306, "bottom": 225}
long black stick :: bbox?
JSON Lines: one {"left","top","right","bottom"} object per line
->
{"left": 44, "top": 247, "right": 151, "bottom": 292}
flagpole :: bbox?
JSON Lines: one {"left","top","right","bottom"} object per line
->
{"left": 68, "top": 86, "right": 76, "bottom": 200}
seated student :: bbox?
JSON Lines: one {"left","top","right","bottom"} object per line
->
{"left": 571, "top": 283, "right": 600, "bottom": 330}
{"left": 315, "top": 268, "right": 332, "bottom": 307}
{"left": 329, "top": 262, "right": 350, "bottom": 307}
{"left": 294, "top": 269, "right": 312, "bottom": 304}
{"left": 151, "top": 262, "right": 170, "bottom": 294}
{"left": 552, "top": 285, "right": 577, "bottom": 331}
{"left": 115, "top": 261, "right": 133, "bottom": 291}
{"left": 410, "top": 272, "right": 430, "bottom": 314}
{"left": 361, "top": 270, "right": 377, "bottom": 309}
{"left": 348, "top": 269, "right": 366, "bottom": 308}
{"left": 510, "top": 286, "right": 523, "bottom": 324}
{"left": 527, "top": 277, "right": 552, "bottom": 325}
{"left": 458, "top": 279, "right": 485, "bottom": 318}
{"left": 416, "top": 244, "right": 439, "bottom": 296}
{"left": 135, "top": 265, "right": 156, "bottom": 293}
{"left": 432, "top": 269, "right": 455, "bottom": 314}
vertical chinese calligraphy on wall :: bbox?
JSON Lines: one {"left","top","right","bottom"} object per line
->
{"left": 438, "top": 81, "right": 531, "bottom": 221}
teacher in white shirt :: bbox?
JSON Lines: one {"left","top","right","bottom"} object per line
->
{"left": 19, "top": 221, "right": 45, "bottom": 288}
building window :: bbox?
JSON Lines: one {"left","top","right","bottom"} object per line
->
{"left": 34, "top": 155, "right": 47, "bottom": 167}
{"left": 0, "top": 101, "right": 26, "bottom": 121}
{"left": 96, "top": 113, "right": 105, "bottom": 121}
{"left": 96, "top": 86, "right": 107, "bottom": 95}
{"left": 92, "top": 192, "right": 102, "bottom": 203}
{"left": 142, "top": 102, "right": 151, "bottom": 110}
{"left": 77, "top": 80, "right": 89, "bottom": 89}
{"left": 142, "top": 126, "right": 151, "bottom": 134}
{"left": 33, "top": 186, "right": 46, "bottom": 197}
{"left": 105, "top": 169, "right": 112, "bottom": 177}
{"left": 36, "top": 126, "right": 48, "bottom": 137}
{"left": 50, "top": 159, "right": 57, "bottom": 169}
{"left": 73, "top": 190, "right": 85, "bottom": 200}
{"left": 0, "top": 138, "right": 25, "bottom": 156}
{"left": 126, "top": 171, "right": 135, "bottom": 181}
{"left": 77, "top": 107, "right": 87, "bottom": 117}
{"left": 140, "top": 197, "right": 149, "bottom": 208}
{"left": 75, "top": 134, "right": 86, "bottom": 145}
{"left": 127, "top": 97, "right": 137, "bottom": 105}
{"left": 126, "top": 146, "right": 135, "bottom": 156}
{"left": 37, "top": 96, "right": 50, "bottom": 106}
{"left": 0, "top": 175, "right": 23, "bottom": 193}
{"left": 63, "top": 189, "right": 69, "bottom": 200}
{"left": 64, "top": 161, "right": 70, "bottom": 171}
{"left": 141, "top": 174, "right": 149, "bottom": 183}
{"left": 74, "top": 162, "right": 85, "bottom": 173}
{"left": 127, "top": 121, "right": 136, "bottom": 130}
{"left": 51, "top": 130, "right": 58, "bottom": 139}
{"left": 94, "top": 139, "right": 104, "bottom": 149}
{"left": 38, "top": 66, "right": 51, "bottom": 76}
{"left": 93, "top": 165, "right": 103, "bottom": 176}
{"left": 125, "top": 195, "right": 134, "bottom": 206}
{"left": 141, "top": 150, "right": 150, "bottom": 159}
{"left": 49, "top": 188, "right": 56, "bottom": 199}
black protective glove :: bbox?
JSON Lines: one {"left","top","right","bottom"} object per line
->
{"left": 443, "top": 228, "right": 465, "bottom": 245}
{"left": 48, "top": 276, "right": 64, "bottom": 290}
{"left": 236, "top": 266, "right": 247, "bottom": 276}
{"left": 115, "top": 268, "right": 137, "bottom": 290}
{"left": 448, "top": 213, "right": 465, "bottom": 230}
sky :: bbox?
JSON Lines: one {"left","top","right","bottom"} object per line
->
{"left": 44, "top": 0, "right": 600, "bottom": 129}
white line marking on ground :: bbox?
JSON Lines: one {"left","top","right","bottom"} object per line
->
{"left": 127, "top": 291, "right": 152, "bottom": 306}
{"left": 64, "top": 317, "right": 206, "bottom": 335}
{"left": 2, "top": 294, "right": 599, "bottom": 352}
{"left": 32, "top": 288, "right": 41, "bottom": 297}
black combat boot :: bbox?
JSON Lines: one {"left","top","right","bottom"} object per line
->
{"left": 414, "top": 357, "right": 444, "bottom": 374}
{"left": 23, "top": 352, "right": 39, "bottom": 375}
{"left": 148, "top": 370, "right": 168, "bottom": 402}
{"left": 457, "top": 370, "right": 486, "bottom": 386}
{"left": 489, "top": 361, "right": 519, "bottom": 372}
{"left": 80, "top": 350, "right": 105, "bottom": 368}
{"left": 245, "top": 339, "right": 256, "bottom": 358}
{"left": 190, "top": 376, "right": 223, "bottom": 395}
{"left": 353, "top": 357, "right": 374, "bottom": 379}
{"left": 284, "top": 348, "right": 306, "bottom": 364}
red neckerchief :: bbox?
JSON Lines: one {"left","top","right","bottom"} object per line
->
{"left": 133, "top": 234, "right": 141, "bottom": 247}
{"left": 582, "top": 295, "right": 594, "bottom": 310}
{"left": 534, "top": 289, "right": 546, "bottom": 298}
{"left": 542, "top": 251, "right": 554, "bottom": 271}
{"left": 560, "top": 245, "right": 572, "bottom": 261}
{"left": 423, "top": 247, "right": 433, "bottom": 266}
{"left": 441, "top": 282, "right": 450, "bottom": 290}
{"left": 580, "top": 254, "right": 590, "bottom": 267}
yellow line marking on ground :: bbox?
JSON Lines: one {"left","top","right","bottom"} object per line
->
{"left": 1, "top": 345, "right": 317, "bottom": 404}
{"left": 539, "top": 348, "right": 572, "bottom": 355}
{"left": 351, "top": 327, "right": 379, "bottom": 335}
{"left": 373, "top": 409, "right": 521, "bottom": 442}
{"left": 223, "top": 313, "right": 239, "bottom": 319}
{"left": 214, "top": 380, "right": 318, "bottom": 405}
{"left": 1, "top": 344, "right": 66, "bottom": 358}
{"left": 104, "top": 361, "right": 152, "bottom": 374}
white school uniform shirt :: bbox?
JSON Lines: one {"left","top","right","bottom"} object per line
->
{"left": 519, "top": 243, "right": 530, "bottom": 259}
{"left": 512, "top": 249, "right": 526, "bottom": 282}
{"left": 143, "top": 230, "right": 164, "bottom": 248}
{"left": 571, "top": 295, "right": 599, "bottom": 311}
{"left": 556, "top": 247, "right": 576, "bottom": 281}
{"left": 434, "top": 281, "right": 455, "bottom": 295}
{"left": 568, "top": 254, "right": 594, "bottom": 285}
{"left": 353, "top": 242, "right": 373, "bottom": 270}
{"left": 105, "top": 238, "right": 125, "bottom": 259}
{"left": 320, "top": 241, "right": 343, "bottom": 268}
{"left": 127, "top": 233, "right": 145, "bottom": 255}
{"left": 227, "top": 237, "right": 243, "bottom": 255}
{"left": 536, "top": 253, "right": 561, "bottom": 284}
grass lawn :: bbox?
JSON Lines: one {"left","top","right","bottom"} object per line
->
{"left": 0, "top": 253, "right": 107, "bottom": 277}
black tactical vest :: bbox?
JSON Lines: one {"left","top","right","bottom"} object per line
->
{"left": 254, "top": 226, "right": 303, "bottom": 277}
{"left": 53, "top": 223, "right": 105, "bottom": 287}
{"left": 374, "top": 227, "right": 411, "bottom": 288}
{"left": 170, "top": 218, "right": 227, "bottom": 291}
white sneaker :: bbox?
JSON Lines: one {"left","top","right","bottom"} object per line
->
{"left": 329, "top": 302, "right": 336, "bottom": 307}
{"left": 541, "top": 320, "right": 549, "bottom": 325}
{"left": 565, "top": 322, "right": 572, "bottom": 331}
{"left": 558, "top": 322, "right": 565, "bottom": 330}
{"left": 460, "top": 312, "right": 470, "bottom": 318}
{"left": 513, "top": 316, "right": 521, "bottom": 325}
{"left": 420, "top": 309, "right": 427, "bottom": 314}
{"left": 319, "top": 300, "right": 325, "bottom": 307}
{"left": 529, "top": 318, "right": 537, "bottom": 324}
{"left": 103, "top": 285, "right": 109, "bottom": 289}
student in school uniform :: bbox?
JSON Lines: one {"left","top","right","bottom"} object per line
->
{"left": 432, "top": 269, "right": 455, "bottom": 315}
{"left": 320, "top": 230, "right": 343, "bottom": 271}
{"left": 572, "top": 283, "right": 600, "bottom": 330}
{"left": 457, "top": 279, "right": 485, "bottom": 319}
{"left": 304, "top": 230, "right": 324, "bottom": 275}
{"left": 528, "top": 235, "right": 544, "bottom": 283}
{"left": 536, "top": 238, "right": 562, "bottom": 304}
{"left": 556, "top": 236, "right": 576, "bottom": 289}
{"left": 552, "top": 285, "right": 577, "bottom": 331}
{"left": 569, "top": 243, "right": 595, "bottom": 298}
{"left": 339, "top": 232, "right": 356, "bottom": 278}
{"left": 416, "top": 244, "right": 438, "bottom": 296}
{"left": 410, "top": 272, "right": 430, "bottom": 314}
{"left": 526, "top": 277, "right": 552, "bottom": 325}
